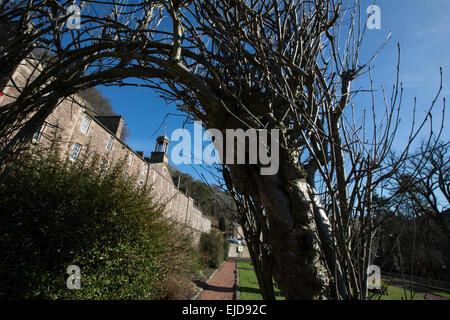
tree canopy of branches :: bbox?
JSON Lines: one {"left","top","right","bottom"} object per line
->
{"left": 1, "top": 0, "right": 446, "bottom": 299}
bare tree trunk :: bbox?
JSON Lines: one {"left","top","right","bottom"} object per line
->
{"left": 228, "top": 158, "right": 331, "bottom": 299}
{"left": 309, "top": 186, "right": 349, "bottom": 300}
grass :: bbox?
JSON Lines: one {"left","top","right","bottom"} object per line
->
{"left": 375, "top": 279, "right": 450, "bottom": 300}
{"left": 236, "top": 261, "right": 450, "bottom": 300}
{"left": 370, "top": 283, "right": 426, "bottom": 300}
{"left": 431, "top": 290, "right": 450, "bottom": 299}
{"left": 384, "top": 280, "right": 450, "bottom": 299}
{"left": 237, "top": 260, "right": 285, "bottom": 300}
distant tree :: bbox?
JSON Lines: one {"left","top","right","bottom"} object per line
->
{"left": 391, "top": 140, "right": 449, "bottom": 241}
{"left": 166, "top": 166, "right": 236, "bottom": 234}
{"left": 78, "top": 88, "right": 114, "bottom": 115}
{"left": 78, "top": 87, "right": 130, "bottom": 142}
{"left": 120, "top": 123, "right": 130, "bottom": 142}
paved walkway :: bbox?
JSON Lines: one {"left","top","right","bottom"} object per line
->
{"left": 197, "top": 261, "right": 237, "bottom": 300}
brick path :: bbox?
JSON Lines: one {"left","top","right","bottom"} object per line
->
{"left": 197, "top": 261, "right": 236, "bottom": 300}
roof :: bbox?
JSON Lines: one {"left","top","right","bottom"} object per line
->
{"left": 94, "top": 115, "right": 123, "bottom": 136}
{"left": 157, "top": 134, "right": 169, "bottom": 141}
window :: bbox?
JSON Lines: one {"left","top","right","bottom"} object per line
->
{"left": 139, "top": 181, "right": 144, "bottom": 190}
{"left": 70, "top": 143, "right": 82, "bottom": 161}
{"left": 106, "top": 136, "right": 115, "bottom": 151}
{"left": 141, "top": 164, "right": 148, "bottom": 176}
{"left": 124, "top": 173, "right": 129, "bottom": 181}
{"left": 128, "top": 153, "right": 134, "bottom": 166}
{"left": 80, "top": 116, "right": 91, "bottom": 134}
{"left": 32, "top": 122, "right": 46, "bottom": 143}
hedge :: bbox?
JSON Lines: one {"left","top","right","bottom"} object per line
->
{"left": 0, "top": 145, "right": 197, "bottom": 299}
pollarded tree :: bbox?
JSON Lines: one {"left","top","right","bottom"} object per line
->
{"left": 2, "top": 0, "right": 445, "bottom": 299}
{"left": 120, "top": 0, "right": 442, "bottom": 299}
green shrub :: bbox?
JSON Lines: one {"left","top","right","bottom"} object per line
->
{"left": 199, "top": 229, "right": 225, "bottom": 268}
{"left": 223, "top": 237, "right": 230, "bottom": 261}
{"left": 0, "top": 145, "right": 196, "bottom": 299}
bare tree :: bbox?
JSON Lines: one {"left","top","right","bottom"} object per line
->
{"left": 390, "top": 139, "right": 449, "bottom": 241}
{"left": 138, "top": 0, "right": 443, "bottom": 299}
{"left": 1, "top": 0, "right": 446, "bottom": 299}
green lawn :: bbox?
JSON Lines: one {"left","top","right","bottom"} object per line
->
{"left": 370, "top": 283, "right": 426, "bottom": 300}
{"left": 237, "top": 261, "right": 449, "bottom": 300}
{"left": 431, "top": 290, "right": 450, "bottom": 299}
{"left": 375, "top": 279, "right": 450, "bottom": 300}
{"left": 237, "top": 260, "right": 285, "bottom": 300}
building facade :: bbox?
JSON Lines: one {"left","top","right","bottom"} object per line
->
{"left": 0, "top": 58, "right": 211, "bottom": 239}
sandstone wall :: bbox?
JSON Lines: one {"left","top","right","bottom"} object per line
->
{"left": 0, "top": 59, "right": 211, "bottom": 236}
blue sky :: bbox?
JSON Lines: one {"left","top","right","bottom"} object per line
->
{"left": 98, "top": 0, "right": 449, "bottom": 184}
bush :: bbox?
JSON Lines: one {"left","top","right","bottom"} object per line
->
{"left": 199, "top": 229, "right": 225, "bottom": 268}
{"left": 0, "top": 145, "right": 196, "bottom": 299}
{"left": 223, "top": 237, "right": 230, "bottom": 261}
{"left": 163, "top": 273, "right": 197, "bottom": 300}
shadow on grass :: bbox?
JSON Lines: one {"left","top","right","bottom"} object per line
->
{"left": 239, "top": 286, "right": 263, "bottom": 295}
{"left": 237, "top": 267, "right": 254, "bottom": 271}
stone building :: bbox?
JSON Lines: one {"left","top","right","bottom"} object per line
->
{"left": 0, "top": 56, "right": 211, "bottom": 240}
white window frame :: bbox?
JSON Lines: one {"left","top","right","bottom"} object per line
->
{"left": 70, "top": 142, "right": 82, "bottom": 161}
{"left": 32, "top": 122, "right": 47, "bottom": 143}
{"left": 106, "top": 136, "right": 115, "bottom": 151}
{"left": 141, "top": 164, "right": 148, "bottom": 176}
{"left": 128, "top": 153, "right": 134, "bottom": 166}
{"left": 80, "top": 116, "right": 92, "bottom": 134}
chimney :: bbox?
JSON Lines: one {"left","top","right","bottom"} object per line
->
{"left": 115, "top": 116, "right": 125, "bottom": 139}
{"left": 94, "top": 115, "right": 124, "bottom": 139}
{"left": 136, "top": 151, "right": 145, "bottom": 158}
{"left": 173, "top": 176, "right": 180, "bottom": 189}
